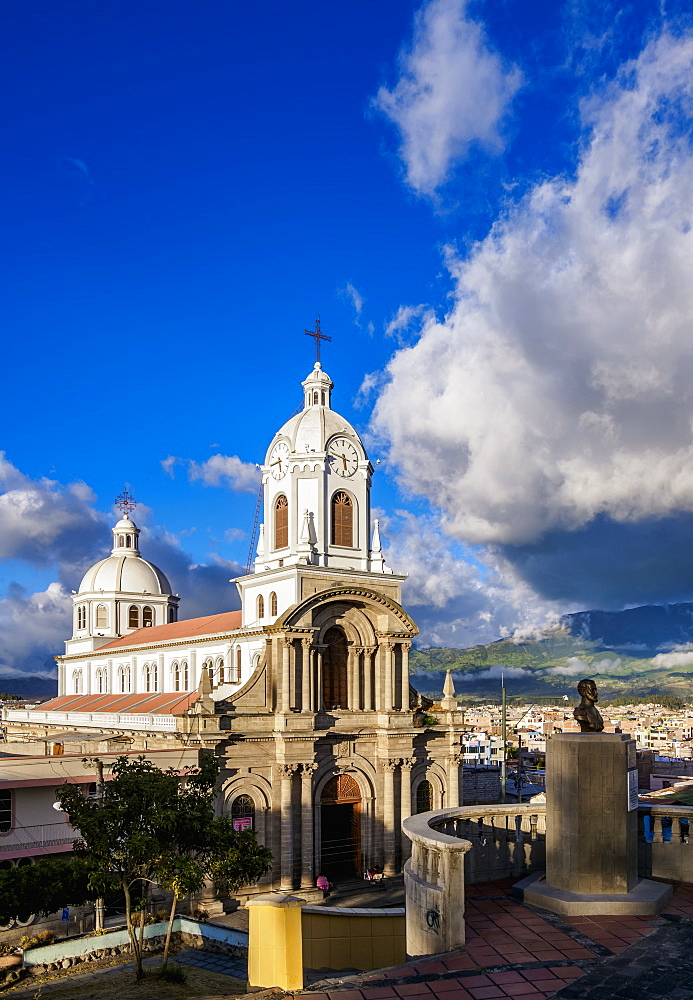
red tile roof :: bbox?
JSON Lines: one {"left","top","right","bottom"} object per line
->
{"left": 96, "top": 610, "right": 242, "bottom": 651}
{"left": 38, "top": 692, "right": 198, "bottom": 715}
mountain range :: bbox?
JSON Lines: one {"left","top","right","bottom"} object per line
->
{"left": 410, "top": 603, "right": 693, "bottom": 703}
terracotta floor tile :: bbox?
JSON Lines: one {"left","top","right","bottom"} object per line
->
{"left": 493, "top": 950, "right": 535, "bottom": 963}
{"left": 328, "top": 991, "right": 364, "bottom": 1000}
{"left": 362, "top": 990, "right": 398, "bottom": 999}
{"left": 519, "top": 972, "right": 560, "bottom": 984}
{"left": 460, "top": 976, "right": 493, "bottom": 988}
{"left": 548, "top": 967, "right": 583, "bottom": 979}
{"left": 395, "top": 986, "right": 432, "bottom": 996}
{"left": 427, "top": 991, "right": 473, "bottom": 1000}
{"left": 443, "top": 956, "right": 479, "bottom": 972}
{"left": 466, "top": 988, "right": 506, "bottom": 1000}
{"left": 413, "top": 963, "right": 448, "bottom": 975}
{"left": 528, "top": 950, "right": 565, "bottom": 961}
{"left": 433, "top": 980, "right": 465, "bottom": 993}
{"left": 503, "top": 985, "right": 546, "bottom": 997}
{"left": 488, "top": 972, "right": 525, "bottom": 985}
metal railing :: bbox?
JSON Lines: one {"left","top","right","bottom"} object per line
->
{"left": 0, "top": 821, "right": 79, "bottom": 854}
{"left": 3, "top": 709, "right": 176, "bottom": 731}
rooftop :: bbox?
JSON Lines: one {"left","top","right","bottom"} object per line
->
{"left": 94, "top": 609, "right": 243, "bottom": 651}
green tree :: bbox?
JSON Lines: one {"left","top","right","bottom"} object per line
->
{"left": 0, "top": 857, "right": 97, "bottom": 925}
{"left": 57, "top": 754, "right": 271, "bottom": 980}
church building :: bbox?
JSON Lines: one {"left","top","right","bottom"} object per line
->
{"left": 5, "top": 358, "right": 466, "bottom": 889}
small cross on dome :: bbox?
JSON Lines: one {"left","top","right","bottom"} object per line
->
{"left": 115, "top": 490, "right": 137, "bottom": 517}
{"left": 304, "top": 316, "right": 331, "bottom": 364}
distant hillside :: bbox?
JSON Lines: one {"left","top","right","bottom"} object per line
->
{"left": 411, "top": 601, "right": 693, "bottom": 702}
{"left": 0, "top": 676, "right": 58, "bottom": 700}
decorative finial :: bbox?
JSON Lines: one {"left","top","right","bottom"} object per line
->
{"left": 441, "top": 670, "right": 458, "bottom": 711}
{"left": 304, "top": 315, "right": 331, "bottom": 364}
{"left": 115, "top": 490, "right": 137, "bottom": 517}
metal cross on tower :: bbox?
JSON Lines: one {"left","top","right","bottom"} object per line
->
{"left": 304, "top": 316, "right": 331, "bottom": 364}
{"left": 115, "top": 490, "right": 137, "bottom": 516}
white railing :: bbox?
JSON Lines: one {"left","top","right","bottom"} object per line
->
{"left": 0, "top": 822, "right": 79, "bottom": 854}
{"left": 3, "top": 709, "right": 176, "bottom": 732}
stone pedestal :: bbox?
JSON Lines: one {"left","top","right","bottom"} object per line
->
{"left": 515, "top": 732, "right": 671, "bottom": 916}
{"left": 547, "top": 733, "right": 637, "bottom": 894}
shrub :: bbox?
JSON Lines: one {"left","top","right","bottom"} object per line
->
{"left": 18, "top": 929, "right": 55, "bottom": 950}
{"left": 156, "top": 964, "right": 187, "bottom": 983}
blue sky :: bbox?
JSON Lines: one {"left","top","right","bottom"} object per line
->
{"left": 2, "top": 0, "right": 693, "bottom": 680}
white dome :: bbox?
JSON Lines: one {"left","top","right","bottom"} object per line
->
{"left": 267, "top": 364, "right": 366, "bottom": 461}
{"left": 78, "top": 554, "right": 172, "bottom": 596}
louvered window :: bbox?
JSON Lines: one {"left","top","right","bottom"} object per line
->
{"left": 274, "top": 495, "right": 288, "bottom": 549}
{"left": 331, "top": 491, "right": 353, "bottom": 547}
{"left": 96, "top": 604, "right": 108, "bottom": 628}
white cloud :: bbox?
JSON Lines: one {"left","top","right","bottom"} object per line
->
{"left": 384, "top": 304, "right": 433, "bottom": 344}
{"left": 373, "top": 33, "right": 693, "bottom": 556}
{"left": 548, "top": 655, "right": 621, "bottom": 676}
{"left": 0, "top": 582, "right": 70, "bottom": 678}
{"left": 186, "top": 454, "right": 260, "bottom": 493}
{"left": 451, "top": 664, "right": 531, "bottom": 682}
{"left": 374, "top": 0, "right": 521, "bottom": 195}
{"left": 652, "top": 646, "right": 693, "bottom": 668}
{"left": 339, "top": 282, "right": 364, "bottom": 327}
{"left": 160, "top": 455, "right": 180, "bottom": 478}
{"left": 377, "top": 508, "right": 566, "bottom": 647}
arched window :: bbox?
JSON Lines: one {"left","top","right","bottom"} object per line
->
{"left": 313, "top": 391, "right": 319, "bottom": 404}
{"left": 72, "top": 671, "right": 82, "bottom": 695}
{"left": 231, "top": 794, "right": 255, "bottom": 830}
{"left": 416, "top": 780, "right": 433, "bottom": 814}
{"left": 270, "top": 591, "right": 278, "bottom": 616}
{"left": 182, "top": 660, "right": 189, "bottom": 689}
{"left": 77, "top": 606, "right": 85, "bottom": 630}
{"left": 96, "top": 604, "right": 108, "bottom": 628}
{"left": 118, "top": 536, "right": 124, "bottom": 547}
{"left": 202, "top": 658, "right": 214, "bottom": 685}
{"left": 235, "top": 647, "right": 242, "bottom": 682}
{"left": 216, "top": 656, "right": 225, "bottom": 683}
{"left": 0, "top": 790, "right": 12, "bottom": 834}
{"left": 257, "top": 594, "right": 264, "bottom": 619}
{"left": 117, "top": 664, "right": 130, "bottom": 693}
{"left": 143, "top": 606, "right": 153, "bottom": 627}
{"left": 321, "top": 391, "right": 325, "bottom": 405}
{"left": 128, "top": 606, "right": 139, "bottom": 629}
{"left": 331, "top": 491, "right": 353, "bottom": 547}
{"left": 323, "top": 626, "right": 348, "bottom": 709}
{"left": 125, "top": 535, "right": 131, "bottom": 548}
{"left": 143, "top": 663, "right": 157, "bottom": 692}
{"left": 274, "top": 494, "right": 288, "bottom": 549}
{"left": 172, "top": 661, "right": 180, "bottom": 691}
{"left": 96, "top": 668, "right": 107, "bottom": 694}
{"left": 168, "top": 605, "right": 176, "bottom": 623}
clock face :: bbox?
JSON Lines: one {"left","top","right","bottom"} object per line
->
{"left": 328, "top": 437, "right": 359, "bottom": 477}
{"left": 269, "top": 441, "right": 290, "bottom": 480}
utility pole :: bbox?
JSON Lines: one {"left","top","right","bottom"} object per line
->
{"left": 84, "top": 758, "right": 105, "bottom": 932}
{"left": 500, "top": 675, "right": 507, "bottom": 804}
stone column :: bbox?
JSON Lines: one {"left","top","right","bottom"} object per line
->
{"left": 349, "top": 647, "right": 361, "bottom": 710}
{"left": 363, "top": 647, "right": 374, "bottom": 711}
{"left": 278, "top": 764, "right": 298, "bottom": 890}
{"left": 383, "top": 642, "right": 395, "bottom": 712}
{"left": 400, "top": 758, "right": 414, "bottom": 864}
{"left": 300, "top": 763, "right": 317, "bottom": 888}
{"left": 400, "top": 642, "right": 411, "bottom": 712}
{"left": 314, "top": 645, "right": 325, "bottom": 712}
{"left": 446, "top": 754, "right": 461, "bottom": 808}
{"left": 300, "top": 639, "right": 312, "bottom": 713}
{"left": 382, "top": 759, "right": 398, "bottom": 876}
{"left": 280, "top": 638, "right": 292, "bottom": 714}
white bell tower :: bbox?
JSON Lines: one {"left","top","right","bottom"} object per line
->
{"left": 235, "top": 345, "right": 405, "bottom": 627}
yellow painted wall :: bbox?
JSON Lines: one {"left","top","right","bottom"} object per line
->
{"left": 302, "top": 911, "right": 406, "bottom": 972}
{"left": 247, "top": 900, "right": 304, "bottom": 990}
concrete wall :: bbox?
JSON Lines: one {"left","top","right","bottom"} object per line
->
{"left": 21, "top": 917, "right": 247, "bottom": 970}
{"left": 301, "top": 906, "right": 405, "bottom": 972}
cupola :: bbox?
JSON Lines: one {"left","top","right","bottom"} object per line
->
{"left": 302, "top": 362, "right": 333, "bottom": 410}
{"left": 111, "top": 516, "right": 140, "bottom": 555}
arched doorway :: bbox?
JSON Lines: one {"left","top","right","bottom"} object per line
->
{"left": 320, "top": 773, "right": 361, "bottom": 881}
{"left": 323, "top": 626, "right": 348, "bottom": 709}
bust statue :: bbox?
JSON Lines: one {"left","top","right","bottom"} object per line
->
{"left": 573, "top": 678, "right": 604, "bottom": 733}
